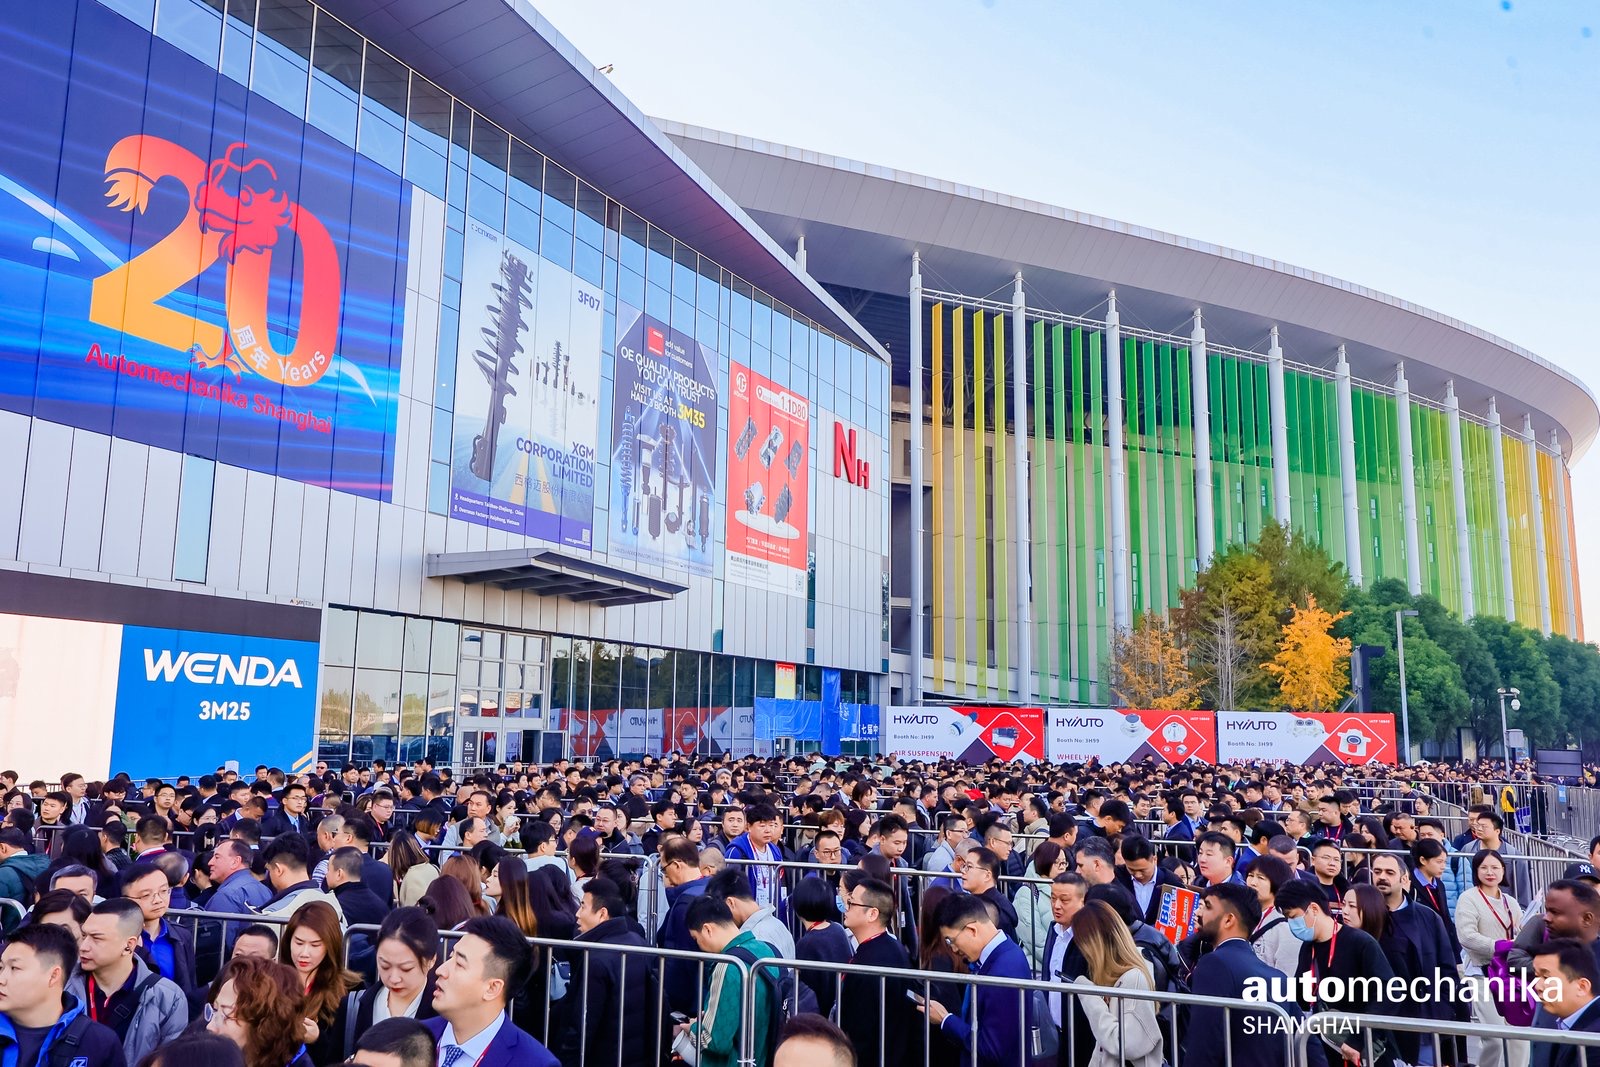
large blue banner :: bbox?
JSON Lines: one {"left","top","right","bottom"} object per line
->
{"left": 110, "top": 625, "right": 319, "bottom": 778}
{"left": 609, "top": 303, "right": 720, "bottom": 573}
{"left": 0, "top": 3, "right": 409, "bottom": 498}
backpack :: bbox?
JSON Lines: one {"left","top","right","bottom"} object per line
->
{"left": 46, "top": 1011, "right": 96, "bottom": 1067}
{"left": 724, "top": 945, "right": 818, "bottom": 1035}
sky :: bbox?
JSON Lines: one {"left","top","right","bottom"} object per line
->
{"left": 539, "top": 0, "right": 1600, "bottom": 630}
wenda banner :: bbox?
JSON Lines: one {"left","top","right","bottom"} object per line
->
{"left": 0, "top": 3, "right": 409, "bottom": 498}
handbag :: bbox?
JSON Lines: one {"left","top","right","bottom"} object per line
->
{"left": 1484, "top": 938, "right": 1536, "bottom": 1027}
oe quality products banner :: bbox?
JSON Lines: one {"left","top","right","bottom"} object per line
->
{"left": 608, "top": 304, "right": 720, "bottom": 573}
{"left": 0, "top": 2, "right": 408, "bottom": 498}
{"left": 449, "top": 220, "right": 601, "bottom": 548}
{"left": 1046, "top": 709, "right": 1216, "bottom": 765}
{"left": 1215, "top": 711, "right": 1398, "bottom": 765}
{"left": 882, "top": 705, "right": 1046, "bottom": 764}
{"left": 725, "top": 363, "right": 810, "bottom": 595}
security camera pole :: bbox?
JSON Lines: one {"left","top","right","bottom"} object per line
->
{"left": 1497, "top": 686, "right": 1521, "bottom": 778}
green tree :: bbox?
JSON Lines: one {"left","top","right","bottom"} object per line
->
{"left": 1544, "top": 635, "right": 1600, "bottom": 746}
{"left": 1174, "top": 547, "right": 1280, "bottom": 708}
{"left": 1470, "top": 615, "right": 1563, "bottom": 747}
{"left": 1252, "top": 520, "right": 1350, "bottom": 618}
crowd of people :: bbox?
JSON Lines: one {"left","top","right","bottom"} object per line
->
{"left": 0, "top": 755, "right": 1595, "bottom": 1067}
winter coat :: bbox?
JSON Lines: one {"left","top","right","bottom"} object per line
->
{"left": 67, "top": 959, "right": 187, "bottom": 1066}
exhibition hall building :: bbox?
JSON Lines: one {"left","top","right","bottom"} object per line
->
{"left": 0, "top": 0, "right": 1588, "bottom": 776}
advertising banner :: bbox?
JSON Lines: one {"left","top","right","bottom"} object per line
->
{"left": 726, "top": 363, "right": 810, "bottom": 595}
{"left": 708, "top": 706, "right": 757, "bottom": 758}
{"left": 611, "top": 707, "right": 665, "bottom": 757}
{"left": 881, "top": 706, "right": 1046, "bottom": 763}
{"left": 1155, "top": 885, "right": 1201, "bottom": 947}
{"left": 609, "top": 304, "right": 719, "bottom": 572}
{"left": 0, "top": 2, "right": 408, "bottom": 498}
{"left": 1214, "top": 711, "right": 1398, "bottom": 765}
{"left": 1046, "top": 709, "right": 1216, "bottom": 765}
{"left": 449, "top": 220, "right": 601, "bottom": 548}
{"left": 0, "top": 611, "right": 317, "bottom": 779}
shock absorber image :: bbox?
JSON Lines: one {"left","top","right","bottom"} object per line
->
{"left": 469, "top": 250, "right": 532, "bottom": 482}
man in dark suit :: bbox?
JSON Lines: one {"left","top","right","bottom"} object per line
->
{"left": 1530, "top": 938, "right": 1600, "bottom": 1067}
{"left": 1116, "top": 834, "right": 1180, "bottom": 926}
{"left": 1181, "top": 882, "right": 1298, "bottom": 1067}
{"left": 569, "top": 877, "right": 655, "bottom": 1067}
{"left": 917, "top": 892, "right": 1035, "bottom": 1067}
{"left": 840, "top": 877, "right": 916, "bottom": 1067}
{"left": 259, "top": 782, "right": 317, "bottom": 839}
{"left": 424, "top": 915, "right": 559, "bottom": 1067}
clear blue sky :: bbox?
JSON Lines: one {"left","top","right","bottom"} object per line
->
{"left": 541, "top": 0, "right": 1600, "bottom": 629}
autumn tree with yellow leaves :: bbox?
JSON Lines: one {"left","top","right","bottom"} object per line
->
{"left": 1263, "top": 596, "right": 1352, "bottom": 712}
{"left": 1109, "top": 614, "right": 1202, "bottom": 710}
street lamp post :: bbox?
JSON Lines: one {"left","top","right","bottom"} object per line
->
{"left": 1497, "top": 686, "right": 1522, "bottom": 777}
{"left": 1396, "top": 609, "right": 1419, "bottom": 763}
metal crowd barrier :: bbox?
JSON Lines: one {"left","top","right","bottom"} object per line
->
{"left": 1301, "top": 1010, "right": 1600, "bottom": 1067}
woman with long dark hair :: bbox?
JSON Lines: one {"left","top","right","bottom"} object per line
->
{"left": 205, "top": 956, "right": 313, "bottom": 1067}
{"left": 278, "top": 901, "right": 361, "bottom": 1066}
{"left": 385, "top": 830, "right": 439, "bottom": 908}
{"left": 915, "top": 884, "right": 966, "bottom": 1067}
{"left": 440, "top": 854, "right": 490, "bottom": 917}
{"left": 417, "top": 874, "right": 476, "bottom": 930}
{"left": 338, "top": 907, "right": 439, "bottom": 1059}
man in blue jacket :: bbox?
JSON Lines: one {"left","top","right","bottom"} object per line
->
{"left": 0, "top": 922, "right": 125, "bottom": 1067}
{"left": 722, "top": 802, "right": 788, "bottom": 914}
{"left": 657, "top": 837, "right": 709, "bottom": 1015}
{"left": 1181, "top": 882, "right": 1297, "bottom": 1067}
{"left": 916, "top": 892, "right": 1034, "bottom": 1067}
{"left": 424, "top": 916, "right": 557, "bottom": 1067}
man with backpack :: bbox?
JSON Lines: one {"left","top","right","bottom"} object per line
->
{"left": 0, "top": 922, "right": 126, "bottom": 1067}
{"left": 66, "top": 900, "right": 187, "bottom": 1064}
{"left": 0, "top": 828, "right": 47, "bottom": 932}
{"left": 680, "top": 894, "right": 778, "bottom": 1067}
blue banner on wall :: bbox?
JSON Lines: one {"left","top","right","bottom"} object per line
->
{"left": 821, "top": 669, "right": 842, "bottom": 756}
{"left": 0, "top": 2, "right": 409, "bottom": 498}
{"left": 110, "top": 625, "right": 319, "bottom": 778}
{"left": 754, "top": 698, "right": 822, "bottom": 742}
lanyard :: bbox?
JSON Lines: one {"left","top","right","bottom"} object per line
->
{"left": 1311, "top": 927, "right": 1339, "bottom": 990}
{"left": 1421, "top": 880, "right": 1444, "bottom": 913}
{"left": 1481, "top": 889, "right": 1515, "bottom": 938}
{"left": 86, "top": 977, "right": 100, "bottom": 1023}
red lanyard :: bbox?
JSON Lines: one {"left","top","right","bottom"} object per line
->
{"left": 1482, "top": 889, "right": 1515, "bottom": 938}
{"left": 86, "top": 977, "right": 100, "bottom": 1023}
{"left": 1312, "top": 927, "right": 1339, "bottom": 986}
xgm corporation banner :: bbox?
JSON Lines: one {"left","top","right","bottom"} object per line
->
{"left": 0, "top": 2, "right": 409, "bottom": 498}
{"left": 0, "top": 611, "right": 318, "bottom": 780}
{"left": 1215, "top": 711, "right": 1398, "bottom": 765}
{"left": 882, "top": 706, "right": 1046, "bottom": 763}
{"left": 449, "top": 220, "right": 601, "bottom": 548}
{"left": 608, "top": 304, "right": 720, "bottom": 573}
{"left": 1047, "top": 709, "right": 1216, "bottom": 764}
{"left": 726, "top": 363, "right": 810, "bottom": 595}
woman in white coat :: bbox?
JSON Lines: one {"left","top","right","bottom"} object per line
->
{"left": 1013, "top": 840, "right": 1068, "bottom": 971}
{"left": 1244, "top": 854, "right": 1302, "bottom": 977}
{"left": 1070, "top": 900, "right": 1165, "bottom": 1067}
{"left": 1455, "top": 849, "right": 1528, "bottom": 1067}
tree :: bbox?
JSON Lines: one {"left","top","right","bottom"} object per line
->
{"left": 1263, "top": 596, "right": 1351, "bottom": 712}
{"left": 1174, "top": 547, "right": 1280, "bottom": 708}
{"left": 1544, "top": 635, "right": 1600, "bottom": 746}
{"left": 1109, "top": 614, "right": 1201, "bottom": 710}
{"left": 1189, "top": 598, "right": 1252, "bottom": 713}
{"left": 1470, "top": 615, "right": 1563, "bottom": 748}
{"left": 1253, "top": 520, "right": 1351, "bottom": 617}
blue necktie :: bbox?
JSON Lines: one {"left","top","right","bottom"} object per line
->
{"left": 440, "top": 1045, "right": 468, "bottom": 1067}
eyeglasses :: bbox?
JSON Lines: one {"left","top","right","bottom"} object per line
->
{"left": 203, "top": 1003, "right": 237, "bottom": 1023}
{"left": 127, "top": 886, "right": 171, "bottom": 903}
{"left": 842, "top": 899, "right": 869, "bottom": 910}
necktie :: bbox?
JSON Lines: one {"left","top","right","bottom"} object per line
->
{"left": 440, "top": 1045, "right": 468, "bottom": 1067}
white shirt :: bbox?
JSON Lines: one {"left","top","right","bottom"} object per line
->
{"left": 373, "top": 987, "right": 425, "bottom": 1024}
{"left": 1128, "top": 873, "right": 1158, "bottom": 918}
{"left": 751, "top": 843, "right": 778, "bottom": 908}
{"left": 1046, "top": 923, "right": 1073, "bottom": 1027}
{"left": 438, "top": 1011, "right": 506, "bottom": 1066}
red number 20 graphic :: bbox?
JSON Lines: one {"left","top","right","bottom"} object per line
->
{"left": 89, "top": 136, "right": 341, "bottom": 387}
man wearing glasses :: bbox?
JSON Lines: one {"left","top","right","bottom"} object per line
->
{"left": 922, "top": 814, "right": 968, "bottom": 877}
{"left": 914, "top": 893, "right": 1032, "bottom": 1067}
{"left": 839, "top": 878, "right": 915, "bottom": 1067}
{"left": 121, "top": 861, "right": 197, "bottom": 993}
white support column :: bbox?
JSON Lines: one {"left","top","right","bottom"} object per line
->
{"left": 1526, "top": 413, "right": 1552, "bottom": 635}
{"left": 1191, "top": 309, "right": 1215, "bottom": 566}
{"left": 1488, "top": 398, "right": 1515, "bottom": 619}
{"left": 1394, "top": 362, "right": 1423, "bottom": 595}
{"left": 1267, "top": 326, "right": 1291, "bottom": 526}
{"left": 1552, "top": 429, "right": 1577, "bottom": 636}
{"left": 1335, "top": 347, "right": 1363, "bottom": 585}
{"left": 1445, "top": 382, "right": 1475, "bottom": 617}
{"left": 1010, "top": 274, "right": 1033, "bottom": 699}
{"left": 795, "top": 235, "right": 806, "bottom": 275}
{"left": 908, "top": 253, "right": 924, "bottom": 703}
{"left": 1105, "top": 292, "right": 1132, "bottom": 630}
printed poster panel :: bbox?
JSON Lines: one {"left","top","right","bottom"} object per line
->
{"left": 1215, "top": 711, "right": 1398, "bottom": 765}
{"left": 609, "top": 304, "right": 719, "bottom": 573}
{"left": 611, "top": 707, "right": 665, "bottom": 757}
{"left": 449, "top": 220, "right": 600, "bottom": 548}
{"left": 1046, "top": 709, "right": 1216, "bottom": 765}
{"left": 882, "top": 706, "right": 1045, "bottom": 764}
{"left": 0, "top": 2, "right": 410, "bottom": 498}
{"left": 1155, "top": 885, "right": 1201, "bottom": 947}
{"left": 725, "top": 362, "right": 810, "bottom": 595}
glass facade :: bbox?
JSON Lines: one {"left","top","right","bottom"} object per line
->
{"left": 905, "top": 301, "right": 1582, "bottom": 705}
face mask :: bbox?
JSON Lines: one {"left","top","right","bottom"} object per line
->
{"left": 838, "top": 893, "right": 849, "bottom": 917}
{"left": 1287, "top": 916, "right": 1317, "bottom": 943}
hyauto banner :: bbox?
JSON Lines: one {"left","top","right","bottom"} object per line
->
{"left": 725, "top": 363, "right": 810, "bottom": 595}
{"left": 449, "top": 219, "right": 601, "bottom": 548}
{"left": 882, "top": 706, "right": 1045, "bottom": 764}
{"left": 1214, "top": 711, "right": 1398, "bottom": 765}
{"left": 1046, "top": 709, "right": 1216, "bottom": 765}
{"left": 609, "top": 304, "right": 720, "bottom": 573}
